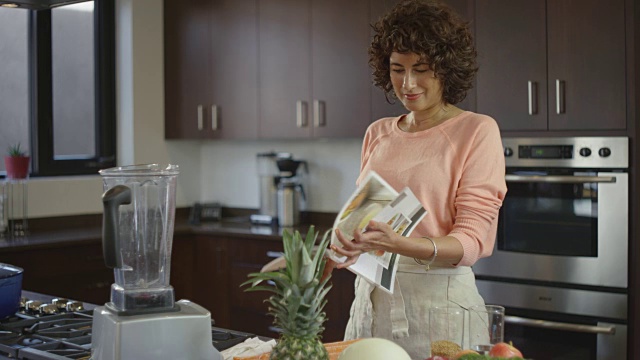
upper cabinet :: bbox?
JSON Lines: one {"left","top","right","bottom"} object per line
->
{"left": 258, "top": 0, "right": 372, "bottom": 139}
{"left": 164, "top": 0, "right": 259, "bottom": 140}
{"left": 475, "top": 0, "right": 626, "bottom": 132}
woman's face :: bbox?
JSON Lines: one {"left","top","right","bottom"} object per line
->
{"left": 389, "top": 52, "right": 444, "bottom": 113}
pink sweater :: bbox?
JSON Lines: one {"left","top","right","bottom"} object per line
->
{"left": 356, "top": 111, "right": 507, "bottom": 266}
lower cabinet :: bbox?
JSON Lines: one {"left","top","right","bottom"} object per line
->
{"left": 0, "top": 241, "right": 113, "bottom": 305}
{"left": 187, "top": 234, "right": 356, "bottom": 342}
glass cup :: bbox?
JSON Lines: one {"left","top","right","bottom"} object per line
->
{"left": 469, "top": 304, "right": 505, "bottom": 354}
{"left": 429, "top": 306, "right": 465, "bottom": 357}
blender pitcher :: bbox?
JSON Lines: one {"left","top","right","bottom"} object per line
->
{"left": 100, "top": 164, "right": 179, "bottom": 314}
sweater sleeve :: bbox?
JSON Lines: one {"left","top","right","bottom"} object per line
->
{"left": 448, "top": 118, "right": 507, "bottom": 266}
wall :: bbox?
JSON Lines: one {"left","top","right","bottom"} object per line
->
{"left": 24, "top": 0, "right": 363, "bottom": 219}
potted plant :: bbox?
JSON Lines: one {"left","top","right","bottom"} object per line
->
{"left": 4, "top": 143, "right": 30, "bottom": 180}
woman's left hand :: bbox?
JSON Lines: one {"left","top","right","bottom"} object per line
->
{"left": 330, "top": 220, "right": 399, "bottom": 268}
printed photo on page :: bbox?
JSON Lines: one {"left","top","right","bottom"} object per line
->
{"left": 328, "top": 171, "right": 428, "bottom": 294}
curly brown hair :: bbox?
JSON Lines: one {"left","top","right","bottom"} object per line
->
{"left": 369, "top": 0, "right": 477, "bottom": 105}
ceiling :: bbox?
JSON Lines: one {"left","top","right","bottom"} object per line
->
{"left": 0, "top": 0, "right": 88, "bottom": 11}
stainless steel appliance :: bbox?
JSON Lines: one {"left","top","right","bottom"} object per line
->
{"left": 91, "top": 164, "right": 221, "bottom": 360}
{"left": 251, "top": 152, "right": 293, "bottom": 225}
{"left": 473, "top": 137, "right": 629, "bottom": 360}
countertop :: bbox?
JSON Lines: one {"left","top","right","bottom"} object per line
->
{"left": 0, "top": 211, "right": 335, "bottom": 252}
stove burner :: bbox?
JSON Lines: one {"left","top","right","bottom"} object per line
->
{"left": 0, "top": 298, "right": 259, "bottom": 359}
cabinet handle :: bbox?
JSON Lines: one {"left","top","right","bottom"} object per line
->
{"left": 267, "top": 280, "right": 276, "bottom": 286}
{"left": 197, "top": 105, "right": 204, "bottom": 130}
{"left": 556, "top": 79, "right": 565, "bottom": 114}
{"left": 527, "top": 81, "right": 538, "bottom": 115}
{"left": 211, "top": 105, "right": 219, "bottom": 131}
{"left": 313, "top": 100, "right": 326, "bottom": 127}
{"left": 266, "top": 251, "right": 284, "bottom": 258}
{"left": 296, "top": 100, "right": 308, "bottom": 127}
{"left": 268, "top": 326, "right": 283, "bottom": 334}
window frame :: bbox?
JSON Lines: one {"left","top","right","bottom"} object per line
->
{"left": 28, "top": 0, "right": 116, "bottom": 177}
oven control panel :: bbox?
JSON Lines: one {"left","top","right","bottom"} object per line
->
{"left": 502, "top": 137, "right": 628, "bottom": 169}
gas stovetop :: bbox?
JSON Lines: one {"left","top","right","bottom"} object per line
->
{"left": 0, "top": 297, "right": 254, "bottom": 360}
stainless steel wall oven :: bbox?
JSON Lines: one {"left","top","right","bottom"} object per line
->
{"left": 473, "top": 137, "right": 629, "bottom": 360}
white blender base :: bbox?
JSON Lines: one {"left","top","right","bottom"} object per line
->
{"left": 91, "top": 300, "right": 222, "bottom": 360}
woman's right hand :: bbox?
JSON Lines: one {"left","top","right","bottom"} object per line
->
{"left": 330, "top": 228, "right": 363, "bottom": 268}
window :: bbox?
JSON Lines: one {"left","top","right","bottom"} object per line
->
{"left": 0, "top": 0, "right": 115, "bottom": 177}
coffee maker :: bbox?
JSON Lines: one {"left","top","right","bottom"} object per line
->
{"left": 250, "top": 152, "right": 308, "bottom": 226}
{"left": 91, "top": 164, "right": 221, "bottom": 360}
{"left": 276, "top": 158, "right": 308, "bottom": 227}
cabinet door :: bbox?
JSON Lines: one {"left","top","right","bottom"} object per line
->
{"left": 208, "top": 0, "right": 259, "bottom": 139}
{"left": 171, "top": 235, "right": 195, "bottom": 301}
{"left": 547, "top": 0, "right": 626, "bottom": 130}
{"left": 311, "top": 0, "right": 371, "bottom": 138}
{"left": 258, "top": 0, "right": 312, "bottom": 139}
{"left": 475, "top": 0, "right": 547, "bottom": 131}
{"left": 164, "top": 0, "right": 211, "bottom": 139}
{"left": 193, "top": 236, "right": 230, "bottom": 328}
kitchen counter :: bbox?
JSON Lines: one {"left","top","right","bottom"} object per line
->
{"left": 0, "top": 209, "right": 335, "bottom": 251}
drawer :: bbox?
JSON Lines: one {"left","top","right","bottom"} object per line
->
{"left": 229, "top": 240, "right": 283, "bottom": 266}
{"left": 0, "top": 243, "right": 106, "bottom": 277}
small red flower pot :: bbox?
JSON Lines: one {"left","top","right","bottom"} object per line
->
{"left": 4, "top": 156, "right": 30, "bottom": 180}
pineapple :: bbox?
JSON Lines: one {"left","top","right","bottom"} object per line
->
{"left": 243, "top": 226, "right": 332, "bottom": 360}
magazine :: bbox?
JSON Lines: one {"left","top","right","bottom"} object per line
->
{"left": 327, "top": 171, "right": 427, "bottom": 294}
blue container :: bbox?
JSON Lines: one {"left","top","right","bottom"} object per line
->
{"left": 0, "top": 263, "right": 23, "bottom": 319}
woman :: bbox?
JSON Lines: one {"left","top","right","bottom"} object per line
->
{"left": 329, "top": 0, "right": 507, "bottom": 358}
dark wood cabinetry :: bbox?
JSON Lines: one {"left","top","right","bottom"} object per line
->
{"left": 258, "top": 0, "right": 372, "bottom": 139}
{"left": 0, "top": 241, "right": 112, "bottom": 305}
{"left": 164, "top": 0, "right": 259, "bottom": 140}
{"left": 475, "top": 0, "right": 626, "bottom": 132}
{"left": 186, "top": 234, "right": 356, "bottom": 342}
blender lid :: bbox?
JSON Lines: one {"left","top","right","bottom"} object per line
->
{"left": 99, "top": 164, "right": 179, "bottom": 176}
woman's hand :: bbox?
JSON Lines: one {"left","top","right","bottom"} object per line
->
{"left": 330, "top": 220, "right": 400, "bottom": 269}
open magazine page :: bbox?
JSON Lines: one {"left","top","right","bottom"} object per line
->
{"left": 328, "top": 171, "right": 427, "bottom": 294}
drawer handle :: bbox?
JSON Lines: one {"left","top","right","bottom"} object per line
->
{"left": 268, "top": 326, "right": 283, "bottom": 334}
{"left": 266, "top": 251, "right": 284, "bottom": 258}
{"left": 266, "top": 280, "right": 276, "bottom": 286}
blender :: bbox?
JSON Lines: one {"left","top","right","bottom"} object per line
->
{"left": 91, "top": 164, "right": 221, "bottom": 360}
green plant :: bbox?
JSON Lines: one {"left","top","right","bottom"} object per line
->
{"left": 242, "top": 226, "right": 332, "bottom": 360}
{"left": 7, "top": 143, "right": 27, "bottom": 157}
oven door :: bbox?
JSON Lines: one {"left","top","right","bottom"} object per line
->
{"left": 473, "top": 171, "right": 628, "bottom": 288}
{"left": 477, "top": 281, "right": 627, "bottom": 360}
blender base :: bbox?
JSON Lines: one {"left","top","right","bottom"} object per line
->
{"left": 91, "top": 299, "right": 222, "bottom": 360}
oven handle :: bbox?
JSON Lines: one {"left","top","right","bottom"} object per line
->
{"left": 505, "top": 174, "right": 617, "bottom": 183}
{"left": 505, "top": 315, "right": 616, "bottom": 335}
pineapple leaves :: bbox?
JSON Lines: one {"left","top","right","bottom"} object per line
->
{"left": 241, "top": 226, "right": 333, "bottom": 345}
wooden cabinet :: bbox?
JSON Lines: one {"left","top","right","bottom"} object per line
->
{"left": 475, "top": 0, "right": 626, "bottom": 132}
{"left": 0, "top": 241, "right": 112, "bottom": 305}
{"left": 170, "top": 235, "right": 195, "bottom": 301}
{"left": 192, "top": 235, "right": 231, "bottom": 328}
{"left": 164, "top": 0, "right": 259, "bottom": 140}
{"left": 187, "top": 235, "right": 356, "bottom": 342}
{"left": 258, "top": 0, "right": 372, "bottom": 139}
